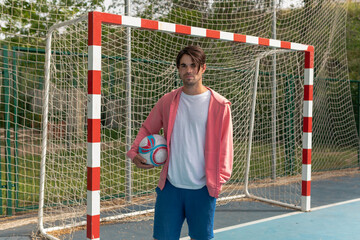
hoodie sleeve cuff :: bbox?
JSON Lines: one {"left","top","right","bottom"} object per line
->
{"left": 126, "top": 150, "right": 138, "bottom": 160}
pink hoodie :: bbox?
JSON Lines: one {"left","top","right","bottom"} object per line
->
{"left": 127, "top": 86, "right": 233, "bottom": 198}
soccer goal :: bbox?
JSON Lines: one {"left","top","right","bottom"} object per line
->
{"left": 38, "top": 11, "right": 313, "bottom": 239}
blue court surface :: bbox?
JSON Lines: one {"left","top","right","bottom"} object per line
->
{"left": 210, "top": 199, "right": 360, "bottom": 240}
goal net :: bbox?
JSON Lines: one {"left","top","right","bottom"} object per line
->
{"left": 38, "top": 12, "right": 314, "bottom": 239}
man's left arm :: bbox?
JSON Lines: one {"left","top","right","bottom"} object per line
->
{"left": 219, "top": 103, "right": 234, "bottom": 184}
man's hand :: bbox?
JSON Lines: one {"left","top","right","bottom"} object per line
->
{"left": 132, "top": 154, "right": 154, "bottom": 169}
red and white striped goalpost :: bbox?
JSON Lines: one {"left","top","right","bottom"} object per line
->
{"left": 86, "top": 11, "right": 314, "bottom": 240}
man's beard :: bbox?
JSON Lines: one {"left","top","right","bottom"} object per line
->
{"left": 183, "top": 79, "right": 196, "bottom": 87}
{"left": 182, "top": 75, "right": 197, "bottom": 87}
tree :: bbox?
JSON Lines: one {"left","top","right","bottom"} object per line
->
{"left": 0, "top": 0, "right": 105, "bottom": 45}
{"left": 347, "top": 1, "right": 360, "bottom": 81}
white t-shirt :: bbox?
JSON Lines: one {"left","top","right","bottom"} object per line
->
{"left": 167, "top": 90, "right": 211, "bottom": 189}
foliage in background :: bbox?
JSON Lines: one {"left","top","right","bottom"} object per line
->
{"left": 0, "top": 0, "right": 105, "bottom": 46}
{"left": 347, "top": 2, "right": 360, "bottom": 81}
{"left": 347, "top": 2, "right": 360, "bottom": 131}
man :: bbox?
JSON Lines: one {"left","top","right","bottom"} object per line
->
{"left": 127, "top": 45, "right": 233, "bottom": 240}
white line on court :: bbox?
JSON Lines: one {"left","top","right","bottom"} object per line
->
{"left": 179, "top": 198, "right": 360, "bottom": 240}
{"left": 310, "top": 198, "right": 360, "bottom": 211}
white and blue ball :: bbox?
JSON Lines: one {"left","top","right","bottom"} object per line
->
{"left": 139, "top": 134, "right": 167, "bottom": 166}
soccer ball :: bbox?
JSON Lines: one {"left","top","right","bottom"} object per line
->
{"left": 139, "top": 134, "right": 168, "bottom": 166}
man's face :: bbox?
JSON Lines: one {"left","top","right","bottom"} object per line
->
{"left": 178, "top": 54, "right": 206, "bottom": 87}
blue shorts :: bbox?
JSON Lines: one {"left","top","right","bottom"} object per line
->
{"left": 153, "top": 180, "right": 216, "bottom": 240}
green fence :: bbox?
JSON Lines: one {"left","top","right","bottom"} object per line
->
{"left": 1, "top": 46, "right": 359, "bottom": 216}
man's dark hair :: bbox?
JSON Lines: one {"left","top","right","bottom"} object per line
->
{"left": 176, "top": 45, "right": 206, "bottom": 71}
